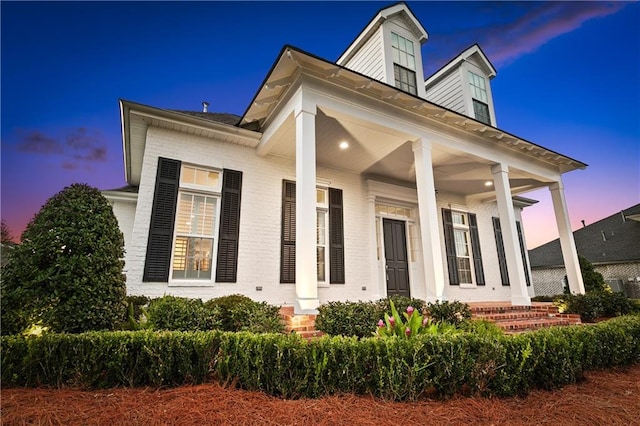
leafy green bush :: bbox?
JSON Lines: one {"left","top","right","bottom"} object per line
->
{"left": 459, "top": 319, "right": 504, "bottom": 337}
{"left": 203, "top": 294, "right": 284, "bottom": 333}
{"left": 3, "top": 315, "right": 639, "bottom": 399}
{"left": 315, "top": 300, "right": 378, "bottom": 338}
{"left": 554, "top": 291, "right": 635, "bottom": 322}
{"left": 146, "top": 296, "right": 219, "bottom": 331}
{"left": 579, "top": 255, "right": 609, "bottom": 293}
{"left": 315, "top": 297, "right": 428, "bottom": 338}
{"left": 1, "top": 183, "right": 126, "bottom": 335}
{"left": 425, "top": 300, "right": 472, "bottom": 325}
{"left": 531, "top": 295, "right": 556, "bottom": 302}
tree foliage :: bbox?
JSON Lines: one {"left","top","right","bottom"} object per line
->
{"left": 1, "top": 183, "right": 127, "bottom": 334}
{"left": 579, "top": 255, "right": 609, "bottom": 293}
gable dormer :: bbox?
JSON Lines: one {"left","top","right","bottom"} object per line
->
{"left": 424, "top": 44, "right": 498, "bottom": 126}
{"left": 337, "top": 2, "right": 428, "bottom": 98}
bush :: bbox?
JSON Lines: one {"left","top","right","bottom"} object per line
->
{"left": 315, "top": 297, "right": 429, "bottom": 338}
{"left": 425, "top": 300, "right": 472, "bottom": 325}
{"left": 1, "top": 183, "right": 126, "bottom": 334}
{"left": 3, "top": 315, "right": 639, "bottom": 399}
{"left": 554, "top": 291, "right": 635, "bottom": 322}
{"left": 203, "top": 294, "right": 284, "bottom": 334}
{"left": 531, "top": 295, "right": 556, "bottom": 302}
{"left": 315, "top": 300, "right": 379, "bottom": 338}
{"left": 146, "top": 296, "right": 219, "bottom": 331}
{"left": 579, "top": 255, "right": 609, "bottom": 293}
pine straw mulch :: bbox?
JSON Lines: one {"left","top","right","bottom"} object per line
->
{"left": 2, "top": 364, "right": 640, "bottom": 426}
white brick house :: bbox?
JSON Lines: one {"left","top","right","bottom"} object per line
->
{"left": 105, "top": 3, "right": 586, "bottom": 313}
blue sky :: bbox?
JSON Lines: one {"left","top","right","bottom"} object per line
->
{"left": 1, "top": 1, "right": 639, "bottom": 249}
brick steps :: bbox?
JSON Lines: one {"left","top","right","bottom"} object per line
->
{"left": 470, "top": 303, "right": 581, "bottom": 333}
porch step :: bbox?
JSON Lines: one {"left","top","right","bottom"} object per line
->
{"left": 469, "top": 303, "right": 581, "bottom": 333}
{"left": 279, "top": 306, "right": 324, "bottom": 339}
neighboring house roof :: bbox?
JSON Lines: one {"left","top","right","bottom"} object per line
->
{"left": 529, "top": 203, "right": 640, "bottom": 267}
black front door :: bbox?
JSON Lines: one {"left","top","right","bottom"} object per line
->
{"left": 383, "top": 218, "right": 410, "bottom": 297}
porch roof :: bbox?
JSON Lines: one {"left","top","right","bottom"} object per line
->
{"left": 240, "top": 45, "right": 587, "bottom": 176}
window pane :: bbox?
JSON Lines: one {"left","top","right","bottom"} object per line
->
{"left": 317, "top": 246, "right": 325, "bottom": 281}
{"left": 181, "top": 166, "right": 195, "bottom": 185}
{"left": 317, "top": 211, "right": 326, "bottom": 244}
{"left": 316, "top": 188, "right": 326, "bottom": 206}
{"left": 172, "top": 237, "right": 213, "bottom": 279}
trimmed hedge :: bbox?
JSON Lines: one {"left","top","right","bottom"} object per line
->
{"left": 554, "top": 291, "right": 637, "bottom": 322}
{"left": 2, "top": 316, "right": 639, "bottom": 400}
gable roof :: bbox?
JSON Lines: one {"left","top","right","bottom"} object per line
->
{"left": 529, "top": 203, "right": 640, "bottom": 267}
{"left": 425, "top": 44, "right": 497, "bottom": 88}
{"left": 337, "top": 2, "right": 428, "bottom": 65}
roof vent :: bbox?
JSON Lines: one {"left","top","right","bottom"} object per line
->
{"left": 202, "top": 101, "right": 209, "bottom": 113}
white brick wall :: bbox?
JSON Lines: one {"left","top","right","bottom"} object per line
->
{"left": 124, "top": 126, "right": 372, "bottom": 305}
{"left": 436, "top": 194, "right": 534, "bottom": 303}
{"left": 108, "top": 198, "right": 137, "bottom": 267}
{"left": 121, "top": 125, "right": 537, "bottom": 306}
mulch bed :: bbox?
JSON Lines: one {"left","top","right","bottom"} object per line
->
{"left": 3, "top": 364, "right": 640, "bottom": 425}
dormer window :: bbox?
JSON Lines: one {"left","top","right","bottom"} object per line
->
{"left": 391, "top": 33, "right": 417, "bottom": 95}
{"left": 468, "top": 71, "right": 490, "bottom": 124}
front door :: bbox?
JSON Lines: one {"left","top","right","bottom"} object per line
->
{"left": 383, "top": 218, "right": 410, "bottom": 297}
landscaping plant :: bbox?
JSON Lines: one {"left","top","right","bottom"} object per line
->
{"left": 376, "top": 300, "right": 456, "bottom": 338}
{"left": 1, "top": 183, "right": 127, "bottom": 335}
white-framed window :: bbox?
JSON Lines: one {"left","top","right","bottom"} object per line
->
{"left": 452, "top": 211, "right": 474, "bottom": 285}
{"left": 468, "top": 71, "right": 490, "bottom": 124}
{"left": 316, "top": 188, "right": 329, "bottom": 282}
{"left": 171, "top": 165, "right": 221, "bottom": 281}
{"left": 391, "top": 32, "right": 417, "bottom": 95}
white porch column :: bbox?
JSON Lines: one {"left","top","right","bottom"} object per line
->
{"left": 491, "top": 163, "right": 530, "bottom": 305}
{"left": 412, "top": 138, "right": 446, "bottom": 302}
{"left": 549, "top": 180, "right": 585, "bottom": 294}
{"left": 294, "top": 102, "right": 319, "bottom": 314}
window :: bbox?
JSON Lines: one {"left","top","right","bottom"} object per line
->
{"left": 143, "top": 158, "right": 243, "bottom": 283}
{"left": 391, "top": 32, "right": 417, "bottom": 95}
{"left": 452, "top": 212, "right": 473, "bottom": 284}
{"left": 468, "top": 71, "right": 490, "bottom": 124}
{"left": 375, "top": 203, "right": 417, "bottom": 261}
{"left": 442, "top": 209, "right": 485, "bottom": 286}
{"left": 172, "top": 165, "right": 221, "bottom": 280}
{"left": 281, "top": 181, "right": 344, "bottom": 284}
{"left": 317, "top": 188, "right": 328, "bottom": 282}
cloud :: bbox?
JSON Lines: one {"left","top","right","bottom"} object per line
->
{"left": 14, "top": 127, "right": 108, "bottom": 169}
{"left": 425, "top": 2, "right": 628, "bottom": 74}
{"left": 483, "top": 2, "right": 628, "bottom": 68}
{"left": 16, "top": 130, "right": 63, "bottom": 154}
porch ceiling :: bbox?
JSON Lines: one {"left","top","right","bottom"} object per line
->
{"left": 264, "top": 106, "right": 547, "bottom": 198}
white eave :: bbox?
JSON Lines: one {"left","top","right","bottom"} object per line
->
{"left": 120, "top": 99, "right": 261, "bottom": 185}
{"left": 240, "top": 46, "right": 587, "bottom": 174}
{"left": 337, "top": 2, "right": 428, "bottom": 66}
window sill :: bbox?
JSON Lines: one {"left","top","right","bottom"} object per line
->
{"left": 169, "top": 280, "right": 215, "bottom": 287}
{"left": 459, "top": 283, "right": 478, "bottom": 289}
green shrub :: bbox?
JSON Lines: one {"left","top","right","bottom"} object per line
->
{"left": 204, "top": 294, "right": 284, "bottom": 334}
{"left": 147, "top": 296, "right": 219, "bottom": 331}
{"left": 426, "top": 300, "right": 472, "bottom": 325}
{"left": 555, "top": 291, "right": 635, "bottom": 322}
{"left": 531, "top": 295, "right": 556, "bottom": 302}
{"left": 315, "top": 300, "right": 379, "bottom": 338}
{"left": 459, "top": 319, "right": 504, "bottom": 337}
{"left": 315, "top": 297, "right": 428, "bottom": 338}
{"left": 376, "top": 300, "right": 458, "bottom": 338}
{"left": 579, "top": 255, "right": 609, "bottom": 293}
{"left": 2, "top": 315, "right": 639, "bottom": 399}
{"left": 1, "top": 183, "right": 126, "bottom": 335}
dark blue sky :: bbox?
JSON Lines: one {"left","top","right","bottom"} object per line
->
{"left": 2, "top": 1, "right": 639, "bottom": 248}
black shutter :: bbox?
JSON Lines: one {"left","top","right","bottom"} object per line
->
{"left": 468, "top": 213, "right": 485, "bottom": 285}
{"left": 442, "top": 208, "right": 459, "bottom": 285}
{"left": 280, "top": 180, "right": 296, "bottom": 283}
{"left": 329, "top": 188, "right": 345, "bottom": 284}
{"left": 516, "top": 221, "right": 531, "bottom": 286}
{"left": 143, "top": 157, "right": 181, "bottom": 282}
{"left": 492, "top": 217, "right": 510, "bottom": 286}
{"left": 215, "top": 169, "right": 242, "bottom": 283}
